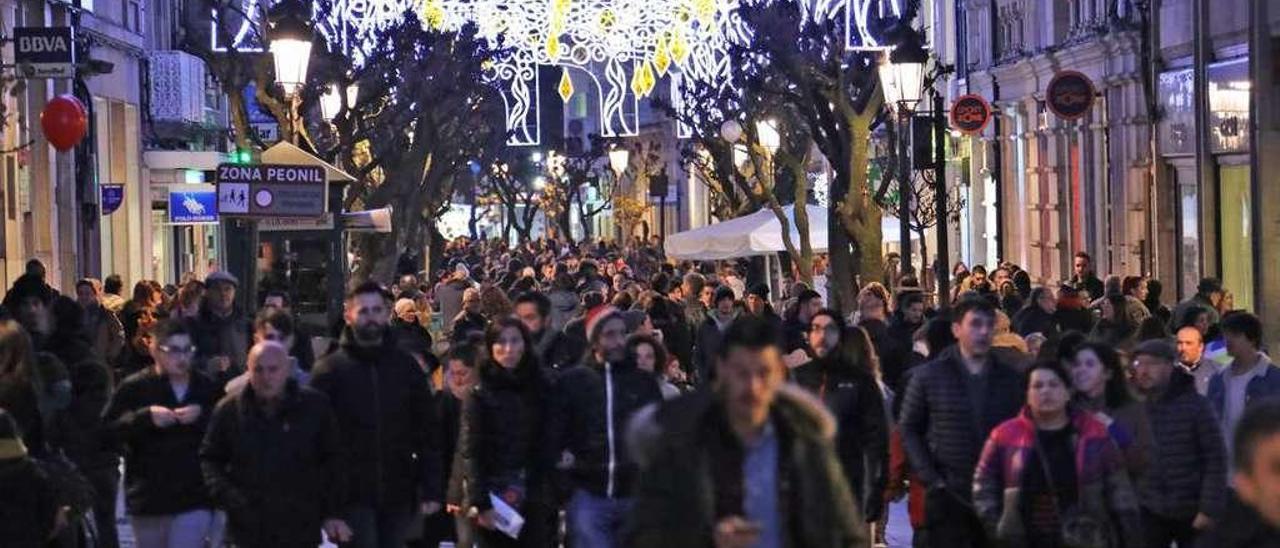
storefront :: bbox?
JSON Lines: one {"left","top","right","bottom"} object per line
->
{"left": 144, "top": 151, "right": 229, "bottom": 285}
{"left": 1158, "top": 56, "right": 1254, "bottom": 310}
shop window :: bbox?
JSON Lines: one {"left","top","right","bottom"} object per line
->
{"left": 1218, "top": 164, "right": 1253, "bottom": 311}
{"left": 1176, "top": 168, "right": 1200, "bottom": 300}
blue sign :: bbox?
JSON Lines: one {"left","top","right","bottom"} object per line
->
{"left": 169, "top": 187, "right": 218, "bottom": 224}
{"left": 101, "top": 184, "right": 124, "bottom": 215}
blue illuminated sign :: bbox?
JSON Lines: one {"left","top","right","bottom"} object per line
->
{"left": 169, "top": 187, "right": 218, "bottom": 224}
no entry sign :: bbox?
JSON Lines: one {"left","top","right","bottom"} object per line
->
{"left": 950, "top": 94, "right": 992, "bottom": 136}
{"left": 215, "top": 164, "right": 326, "bottom": 218}
{"left": 1046, "top": 71, "right": 1096, "bottom": 121}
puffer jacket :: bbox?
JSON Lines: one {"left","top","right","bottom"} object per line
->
{"left": 461, "top": 358, "right": 552, "bottom": 511}
{"left": 791, "top": 355, "right": 889, "bottom": 521}
{"left": 199, "top": 380, "right": 344, "bottom": 546}
{"left": 308, "top": 328, "right": 441, "bottom": 509}
{"left": 898, "top": 346, "right": 1025, "bottom": 500}
{"left": 973, "top": 407, "right": 1142, "bottom": 548}
{"left": 1137, "top": 368, "right": 1227, "bottom": 520}
{"left": 626, "top": 385, "right": 867, "bottom": 548}
{"left": 102, "top": 368, "right": 220, "bottom": 515}
{"left": 547, "top": 354, "right": 662, "bottom": 499}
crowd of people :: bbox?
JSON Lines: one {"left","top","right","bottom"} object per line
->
{"left": 0, "top": 236, "right": 1278, "bottom": 548}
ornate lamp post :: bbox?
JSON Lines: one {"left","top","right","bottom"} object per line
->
{"left": 879, "top": 30, "right": 927, "bottom": 281}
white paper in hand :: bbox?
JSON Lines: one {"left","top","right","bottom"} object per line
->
{"left": 488, "top": 492, "right": 526, "bottom": 539}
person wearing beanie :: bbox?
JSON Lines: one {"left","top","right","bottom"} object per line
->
{"left": 697, "top": 285, "right": 742, "bottom": 377}
{"left": 186, "top": 270, "right": 252, "bottom": 389}
{"left": 0, "top": 408, "right": 61, "bottom": 547}
{"left": 1131, "top": 337, "right": 1228, "bottom": 546}
{"left": 547, "top": 305, "right": 662, "bottom": 547}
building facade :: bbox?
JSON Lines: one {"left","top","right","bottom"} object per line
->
{"left": 932, "top": 0, "right": 1280, "bottom": 324}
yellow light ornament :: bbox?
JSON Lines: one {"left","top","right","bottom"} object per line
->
{"left": 558, "top": 67, "right": 574, "bottom": 102}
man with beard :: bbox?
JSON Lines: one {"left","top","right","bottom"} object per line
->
{"left": 627, "top": 316, "right": 867, "bottom": 548}
{"left": 1130, "top": 339, "right": 1226, "bottom": 547}
{"left": 309, "top": 282, "right": 443, "bottom": 548}
{"left": 514, "top": 291, "right": 575, "bottom": 372}
{"left": 547, "top": 306, "right": 662, "bottom": 548}
{"left": 791, "top": 309, "right": 888, "bottom": 529}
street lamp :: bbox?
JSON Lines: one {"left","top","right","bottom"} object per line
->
{"left": 879, "top": 29, "right": 929, "bottom": 282}
{"left": 756, "top": 119, "right": 781, "bottom": 155}
{"left": 320, "top": 84, "right": 342, "bottom": 121}
{"left": 267, "top": 0, "right": 314, "bottom": 97}
{"left": 719, "top": 119, "right": 743, "bottom": 143}
{"left": 878, "top": 31, "right": 927, "bottom": 111}
{"left": 608, "top": 145, "right": 630, "bottom": 177}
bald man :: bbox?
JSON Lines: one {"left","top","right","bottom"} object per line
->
{"left": 200, "top": 341, "right": 352, "bottom": 547}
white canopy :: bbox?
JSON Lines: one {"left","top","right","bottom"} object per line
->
{"left": 664, "top": 204, "right": 829, "bottom": 260}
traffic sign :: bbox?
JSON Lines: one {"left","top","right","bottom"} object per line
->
{"left": 1046, "top": 71, "right": 1096, "bottom": 121}
{"left": 214, "top": 163, "right": 326, "bottom": 218}
{"left": 14, "top": 27, "right": 76, "bottom": 79}
{"left": 950, "top": 94, "right": 992, "bottom": 136}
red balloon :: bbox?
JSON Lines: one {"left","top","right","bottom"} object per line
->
{"left": 41, "top": 94, "right": 88, "bottom": 151}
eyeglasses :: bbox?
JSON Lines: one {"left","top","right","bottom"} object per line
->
{"left": 158, "top": 344, "right": 196, "bottom": 355}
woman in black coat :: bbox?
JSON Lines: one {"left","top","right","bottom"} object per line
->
{"left": 460, "top": 317, "right": 554, "bottom": 547}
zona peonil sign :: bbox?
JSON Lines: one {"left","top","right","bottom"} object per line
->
{"left": 215, "top": 163, "right": 326, "bottom": 218}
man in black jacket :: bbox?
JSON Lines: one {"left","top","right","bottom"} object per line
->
{"left": 187, "top": 271, "right": 252, "bottom": 388}
{"left": 627, "top": 316, "right": 867, "bottom": 548}
{"left": 884, "top": 290, "right": 925, "bottom": 393}
{"left": 791, "top": 309, "right": 888, "bottom": 526}
{"left": 899, "top": 297, "right": 1025, "bottom": 548}
{"left": 103, "top": 320, "right": 221, "bottom": 547}
{"left": 1130, "top": 339, "right": 1227, "bottom": 547}
{"left": 201, "top": 341, "right": 350, "bottom": 547}
{"left": 548, "top": 306, "right": 662, "bottom": 548}
{"left": 309, "top": 282, "right": 443, "bottom": 548}
{"left": 514, "top": 291, "right": 575, "bottom": 372}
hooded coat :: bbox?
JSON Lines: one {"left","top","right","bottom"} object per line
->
{"left": 626, "top": 385, "right": 868, "bottom": 548}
